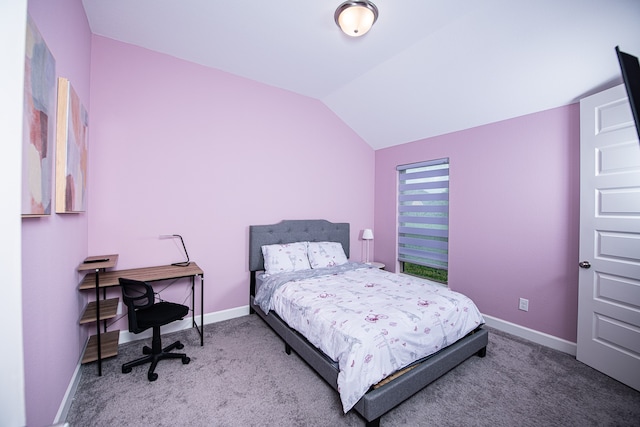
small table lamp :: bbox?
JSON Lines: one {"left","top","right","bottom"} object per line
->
{"left": 362, "top": 229, "right": 374, "bottom": 263}
{"left": 159, "top": 234, "right": 191, "bottom": 267}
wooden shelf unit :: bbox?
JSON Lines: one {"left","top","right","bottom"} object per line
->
{"left": 78, "top": 254, "right": 119, "bottom": 375}
{"left": 82, "top": 330, "right": 120, "bottom": 364}
{"left": 79, "top": 298, "right": 119, "bottom": 324}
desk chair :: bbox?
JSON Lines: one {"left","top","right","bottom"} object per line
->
{"left": 118, "top": 278, "right": 191, "bottom": 381}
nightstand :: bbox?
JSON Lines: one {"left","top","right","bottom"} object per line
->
{"left": 367, "top": 262, "right": 385, "bottom": 269}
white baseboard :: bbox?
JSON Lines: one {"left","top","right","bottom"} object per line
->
{"left": 482, "top": 314, "right": 577, "bottom": 356}
{"left": 59, "top": 305, "right": 251, "bottom": 422}
{"left": 54, "top": 360, "right": 82, "bottom": 425}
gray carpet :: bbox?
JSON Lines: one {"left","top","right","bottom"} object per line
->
{"left": 65, "top": 315, "right": 640, "bottom": 426}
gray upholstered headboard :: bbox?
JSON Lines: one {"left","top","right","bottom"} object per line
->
{"left": 249, "top": 220, "right": 350, "bottom": 272}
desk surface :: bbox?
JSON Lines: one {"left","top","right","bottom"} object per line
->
{"left": 79, "top": 262, "right": 204, "bottom": 290}
{"left": 78, "top": 254, "right": 119, "bottom": 272}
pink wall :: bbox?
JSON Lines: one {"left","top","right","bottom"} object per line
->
{"left": 22, "top": 1, "right": 92, "bottom": 426}
{"left": 87, "top": 36, "right": 375, "bottom": 325}
{"left": 374, "top": 105, "right": 581, "bottom": 342}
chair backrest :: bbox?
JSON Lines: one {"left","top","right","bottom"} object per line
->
{"left": 118, "top": 278, "right": 155, "bottom": 333}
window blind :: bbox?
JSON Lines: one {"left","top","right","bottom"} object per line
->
{"left": 397, "top": 158, "right": 449, "bottom": 270}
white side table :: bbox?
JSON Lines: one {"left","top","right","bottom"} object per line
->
{"left": 366, "top": 262, "right": 385, "bottom": 269}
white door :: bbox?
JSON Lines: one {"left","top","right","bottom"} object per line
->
{"left": 577, "top": 84, "right": 640, "bottom": 391}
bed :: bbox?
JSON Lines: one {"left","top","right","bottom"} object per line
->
{"left": 249, "top": 220, "right": 488, "bottom": 426}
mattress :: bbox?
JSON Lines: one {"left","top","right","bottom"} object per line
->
{"left": 254, "top": 263, "right": 485, "bottom": 412}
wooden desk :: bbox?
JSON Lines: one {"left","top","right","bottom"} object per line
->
{"left": 80, "top": 263, "right": 204, "bottom": 290}
{"left": 78, "top": 260, "right": 204, "bottom": 375}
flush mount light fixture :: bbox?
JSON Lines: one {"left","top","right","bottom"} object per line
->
{"left": 334, "top": 1, "right": 379, "bottom": 37}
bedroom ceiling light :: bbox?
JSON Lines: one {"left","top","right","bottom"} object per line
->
{"left": 334, "top": 1, "right": 378, "bottom": 37}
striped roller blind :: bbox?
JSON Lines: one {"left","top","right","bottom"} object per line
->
{"left": 397, "top": 158, "right": 449, "bottom": 270}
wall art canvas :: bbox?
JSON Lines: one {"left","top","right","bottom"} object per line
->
{"left": 21, "top": 15, "right": 56, "bottom": 217}
{"left": 56, "top": 77, "right": 88, "bottom": 213}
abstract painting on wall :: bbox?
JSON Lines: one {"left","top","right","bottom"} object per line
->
{"left": 21, "top": 15, "right": 56, "bottom": 217}
{"left": 56, "top": 77, "right": 88, "bottom": 213}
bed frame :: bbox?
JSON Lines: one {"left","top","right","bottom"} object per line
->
{"left": 249, "top": 220, "right": 488, "bottom": 427}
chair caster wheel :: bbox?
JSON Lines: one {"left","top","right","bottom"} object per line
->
{"left": 122, "top": 366, "right": 132, "bottom": 374}
{"left": 143, "top": 346, "right": 152, "bottom": 354}
{"left": 176, "top": 342, "right": 184, "bottom": 350}
{"left": 148, "top": 372, "right": 158, "bottom": 381}
{"left": 182, "top": 356, "right": 190, "bottom": 364}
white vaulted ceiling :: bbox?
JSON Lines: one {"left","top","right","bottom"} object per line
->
{"left": 82, "top": 0, "right": 640, "bottom": 149}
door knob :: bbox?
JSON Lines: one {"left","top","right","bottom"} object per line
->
{"left": 579, "top": 261, "right": 591, "bottom": 269}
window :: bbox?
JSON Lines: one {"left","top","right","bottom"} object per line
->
{"left": 397, "top": 158, "right": 449, "bottom": 284}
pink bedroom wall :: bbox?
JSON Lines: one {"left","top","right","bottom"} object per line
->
{"left": 22, "top": 1, "right": 92, "bottom": 426}
{"left": 373, "top": 105, "right": 581, "bottom": 342}
{"left": 87, "top": 36, "right": 375, "bottom": 328}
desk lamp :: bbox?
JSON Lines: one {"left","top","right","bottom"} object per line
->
{"left": 159, "top": 234, "right": 191, "bottom": 267}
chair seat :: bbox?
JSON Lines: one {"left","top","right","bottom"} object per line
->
{"left": 136, "top": 301, "right": 189, "bottom": 330}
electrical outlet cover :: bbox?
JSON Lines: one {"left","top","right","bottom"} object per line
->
{"left": 519, "top": 298, "right": 529, "bottom": 311}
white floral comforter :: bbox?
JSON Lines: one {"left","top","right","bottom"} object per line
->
{"left": 255, "top": 264, "right": 484, "bottom": 413}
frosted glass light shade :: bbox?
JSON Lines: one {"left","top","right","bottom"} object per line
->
{"left": 335, "top": 1, "right": 378, "bottom": 37}
{"left": 362, "top": 229, "right": 374, "bottom": 240}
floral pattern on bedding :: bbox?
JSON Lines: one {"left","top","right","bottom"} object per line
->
{"left": 255, "top": 264, "right": 485, "bottom": 413}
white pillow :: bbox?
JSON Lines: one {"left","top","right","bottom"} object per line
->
{"left": 307, "top": 241, "right": 348, "bottom": 268}
{"left": 261, "top": 242, "right": 311, "bottom": 275}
